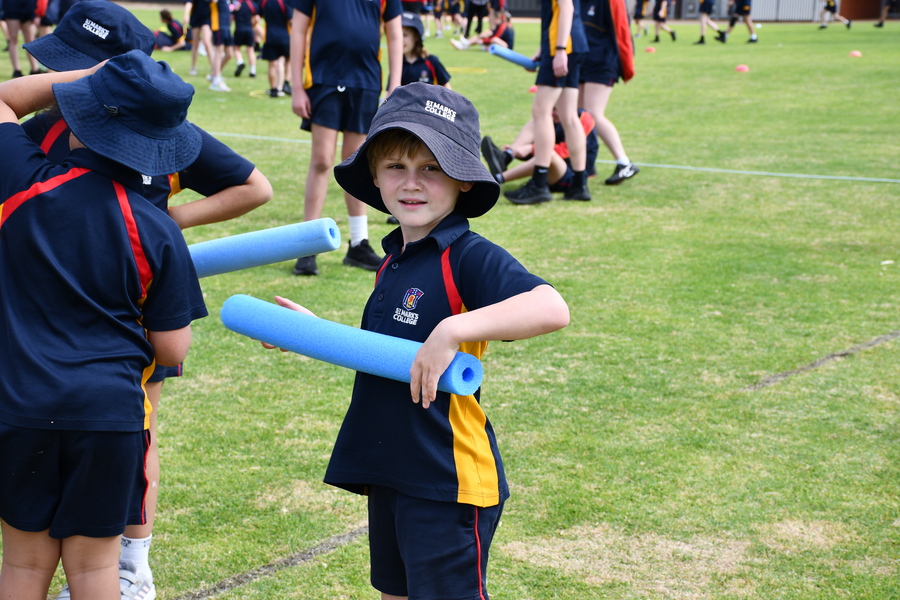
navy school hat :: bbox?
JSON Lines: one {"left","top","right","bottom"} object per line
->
{"left": 24, "top": 0, "right": 155, "bottom": 71}
{"left": 401, "top": 11, "right": 424, "bottom": 39}
{"left": 52, "top": 50, "right": 201, "bottom": 177}
{"left": 334, "top": 82, "right": 500, "bottom": 218}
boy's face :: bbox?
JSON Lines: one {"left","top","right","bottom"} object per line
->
{"left": 373, "top": 143, "right": 473, "bottom": 245}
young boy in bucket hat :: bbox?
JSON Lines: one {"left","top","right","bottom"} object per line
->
{"left": 265, "top": 82, "right": 570, "bottom": 599}
{"left": 0, "top": 50, "right": 208, "bottom": 600}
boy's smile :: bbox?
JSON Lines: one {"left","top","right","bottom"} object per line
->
{"left": 373, "top": 144, "right": 473, "bottom": 246}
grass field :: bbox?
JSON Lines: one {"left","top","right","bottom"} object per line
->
{"left": 6, "top": 8, "right": 900, "bottom": 599}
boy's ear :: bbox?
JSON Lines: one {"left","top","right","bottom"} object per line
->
{"left": 372, "top": 174, "right": 380, "bottom": 189}
{"left": 459, "top": 181, "right": 474, "bottom": 192}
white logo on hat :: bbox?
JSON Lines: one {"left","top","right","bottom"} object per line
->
{"left": 424, "top": 100, "right": 456, "bottom": 123}
{"left": 82, "top": 18, "right": 110, "bottom": 40}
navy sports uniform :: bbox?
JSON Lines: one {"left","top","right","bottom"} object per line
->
{"left": 188, "top": 0, "right": 211, "bottom": 28}
{"left": 0, "top": 123, "right": 207, "bottom": 537}
{"left": 212, "top": 0, "right": 235, "bottom": 46}
{"left": 21, "top": 114, "right": 254, "bottom": 382}
{"left": 581, "top": 0, "right": 634, "bottom": 85}
{"left": 653, "top": 0, "right": 669, "bottom": 21}
{"left": 2, "top": 0, "right": 36, "bottom": 21}
{"left": 400, "top": 54, "right": 451, "bottom": 86}
{"left": 699, "top": 0, "right": 714, "bottom": 14}
{"left": 633, "top": 0, "right": 649, "bottom": 19}
{"left": 157, "top": 17, "right": 186, "bottom": 48}
{"left": 260, "top": 0, "right": 291, "bottom": 60}
{"left": 232, "top": 0, "right": 258, "bottom": 47}
{"left": 289, "top": 0, "right": 402, "bottom": 133}
{"left": 537, "top": 0, "right": 588, "bottom": 88}
{"left": 732, "top": 0, "right": 751, "bottom": 15}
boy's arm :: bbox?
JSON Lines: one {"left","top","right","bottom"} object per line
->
{"left": 166, "top": 167, "right": 273, "bottom": 229}
{"left": 410, "top": 284, "right": 569, "bottom": 408}
{"left": 552, "top": 0, "right": 574, "bottom": 78}
{"left": 289, "top": 11, "right": 312, "bottom": 119}
{"left": 0, "top": 68, "right": 98, "bottom": 123}
{"left": 148, "top": 326, "right": 193, "bottom": 367}
{"left": 384, "top": 14, "right": 403, "bottom": 94}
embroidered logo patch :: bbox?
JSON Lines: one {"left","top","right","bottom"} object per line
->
{"left": 424, "top": 100, "right": 456, "bottom": 123}
{"left": 83, "top": 18, "right": 110, "bottom": 39}
{"left": 402, "top": 288, "right": 424, "bottom": 310}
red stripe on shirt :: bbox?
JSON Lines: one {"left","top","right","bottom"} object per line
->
{"left": 113, "top": 181, "right": 153, "bottom": 302}
{"left": 441, "top": 246, "right": 462, "bottom": 315}
{"left": 40, "top": 118, "right": 69, "bottom": 155}
{"left": 0, "top": 167, "right": 91, "bottom": 228}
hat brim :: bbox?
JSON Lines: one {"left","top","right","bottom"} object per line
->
{"left": 53, "top": 78, "right": 202, "bottom": 177}
{"left": 25, "top": 35, "right": 103, "bottom": 71}
{"left": 335, "top": 122, "right": 500, "bottom": 219}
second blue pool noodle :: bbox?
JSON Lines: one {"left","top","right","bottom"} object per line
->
{"left": 488, "top": 44, "right": 538, "bottom": 71}
{"left": 189, "top": 218, "right": 341, "bottom": 278}
{"left": 221, "top": 294, "right": 483, "bottom": 397}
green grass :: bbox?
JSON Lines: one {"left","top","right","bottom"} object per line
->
{"left": 8, "top": 9, "right": 900, "bottom": 599}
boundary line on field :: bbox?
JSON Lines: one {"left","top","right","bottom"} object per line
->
{"left": 170, "top": 525, "right": 368, "bottom": 600}
{"left": 743, "top": 330, "right": 900, "bottom": 391}
{"left": 207, "top": 131, "right": 900, "bottom": 185}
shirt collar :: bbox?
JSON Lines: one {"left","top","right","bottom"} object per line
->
{"left": 381, "top": 212, "right": 470, "bottom": 257}
{"left": 66, "top": 148, "right": 147, "bottom": 194}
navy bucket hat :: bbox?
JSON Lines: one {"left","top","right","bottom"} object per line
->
{"left": 401, "top": 11, "right": 424, "bottom": 39}
{"left": 24, "top": 0, "right": 155, "bottom": 71}
{"left": 334, "top": 83, "right": 500, "bottom": 218}
{"left": 52, "top": 50, "right": 201, "bottom": 176}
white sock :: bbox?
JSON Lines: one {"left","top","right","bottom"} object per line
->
{"left": 121, "top": 535, "right": 153, "bottom": 577}
{"left": 348, "top": 215, "right": 368, "bottom": 247}
{"left": 617, "top": 156, "right": 631, "bottom": 166}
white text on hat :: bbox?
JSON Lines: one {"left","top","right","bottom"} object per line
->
{"left": 424, "top": 100, "right": 456, "bottom": 123}
{"left": 82, "top": 18, "right": 110, "bottom": 39}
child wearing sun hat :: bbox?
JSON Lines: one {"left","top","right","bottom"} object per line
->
{"left": 0, "top": 51, "right": 208, "bottom": 600}
{"left": 264, "top": 82, "right": 570, "bottom": 599}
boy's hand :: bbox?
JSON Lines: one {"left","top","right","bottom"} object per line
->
{"left": 259, "top": 295, "right": 316, "bottom": 351}
{"left": 291, "top": 87, "right": 311, "bottom": 120}
{"left": 409, "top": 321, "right": 459, "bottom": 409}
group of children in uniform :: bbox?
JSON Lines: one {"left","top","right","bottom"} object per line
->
{"left": 1, "top": 4, "right": 572, "bottom": 600}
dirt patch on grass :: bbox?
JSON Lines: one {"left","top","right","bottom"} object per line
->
{"left": 255, "top": 480, "right": 365, "bottom": 519}
{"left": 502, "top": 523, "right": 755, "bottom": 599}
{"left": 758, "top": 519, "right": 858, "bottom": 554}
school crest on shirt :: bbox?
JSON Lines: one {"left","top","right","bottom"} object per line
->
{"left": 394, "top": 288, "right": 424, "bottom": 325}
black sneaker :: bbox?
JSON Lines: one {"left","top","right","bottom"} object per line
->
{"left": 343, "top": 239, "right": 382, "bottom": 271}
{"left": 670, "top": 30, "right": 677, "bottom": 41}
{"left": 563, "top": 185, "right": 591, "bottom": 201}
{"left": 12, "top": 70, "right": 22, "bottom": 78}
{"left": 747, "top": 37, "right": 758, "bottom": 43}
{"left": 505, "top": 179, "right": 552, "bottom": 205}
{"left": 846, "top": 19, "right": 851, "bottom": 28}
{"left": 481, "top": 136, "right": 508, "bottom": 177}
{"left": 234, "top": 62, "right": 245, "bottom": 77}
{"left": 268, "top": 88, "right": 284, "bottom": 98}
{"left": 874, "top": 21, "right": 884, "bottom": 27}
{"left": 605, "top": 163, "right": 640, "bottom": 185}
{"left": 293, "top": 255, "right": 318, "bottom": 276}
{"left": 653, "top": 36, "right": 660, "bottom": 42}
{"left": 715, "top": 31, "right": 727, "bottom": 43}
{"left": 282, "top": 81, "right": 292, "bottom": 96}
{"left": 694, "top": 37, "right": 705, "bottom": 44}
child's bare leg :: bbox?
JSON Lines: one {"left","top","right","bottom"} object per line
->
{"left": 582, "top": 82, "right": 626, "bottom": 161}
{"left": 304, "top": 124, "right": 339, "bottom": 221}
{"left": 6, "top": 20, "right": 21, "bottom": 72}
{"left": 61, "top": 535, "right": 122, "bottom": 600}
{"left": 340, "top": 131, "right": 369, "bottom": 217}
{"left": 0, "top": 521, "right": 59, "bottom": 600}
{"left": 555, "top": 88, "right": 585, "bottom": 172}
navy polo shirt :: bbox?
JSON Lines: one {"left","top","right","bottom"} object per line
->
{"left": 0, "top": 123, "right": 207, "bottom": 432}
{"left": 233, "top": 0, "right": 258, "bottom": 34}
{"left": 260, "top": 0, "right": 291, "bottom": 44}
{"left": 288, "top": 0, "right": 402, "bottom": 91}
{"left": 21, "top": 115, "right": 255, "bottom": 213}
{"left": 324, "top": 212, "right": 547, "bottom": 507}
{"left": 541, "top": 0, "right": 588, "bottom": 56}
{"left": 400, "top": 54, "right": 451, "bottom": 87}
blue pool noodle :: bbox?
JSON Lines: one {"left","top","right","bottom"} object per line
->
{"left": 488, "top": 44, "right": 538, "bottom": 71}
{"left": 189, "top": 219, "right": 341, "bottom": 278}
{"left": 221, "top": 294, "right": 484, "bottom": 397}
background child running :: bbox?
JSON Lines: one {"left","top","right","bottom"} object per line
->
{"left": 0, "top": 49, "right": 208, "bottom": 600}
{"left": 264, "top": 82, "right": 569, "bottom": 600}
{"left": 400, "top": 12, "right": 451, "bottom": 88}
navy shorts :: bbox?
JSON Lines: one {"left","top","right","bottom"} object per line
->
{"left": 733, "top": 0, "right": 752, "bottom": 15}
{"left": 580, "top": 45, "right": 619, "bottom": 86}
{"left": 549, "top": 165, "right": 575, "bottom": 193}
{"left": 0, "top": 423, "right": 149, "bottom": 539}
{"left": 368, "top": 486, "right": 503, "bottom": 600}
{"left": 233, "top": 28, "right": 255, "bottom": 46}
{"left": 535, "top": 51, "right": 584, "bottom": 89}
{"left": 148, "top": 362, "right": 182, "bottom": 383}
{"left": 300, "top": 85, "right": 380, "bottom": 134}
{"left": 261, "top": 40, "right": 290, "bottom": 61}
{"left": 213, "top": 28, "right": 234, "bottom": 46}
{"left": 700, "top": 0, "right": 715, "bottom": 13}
